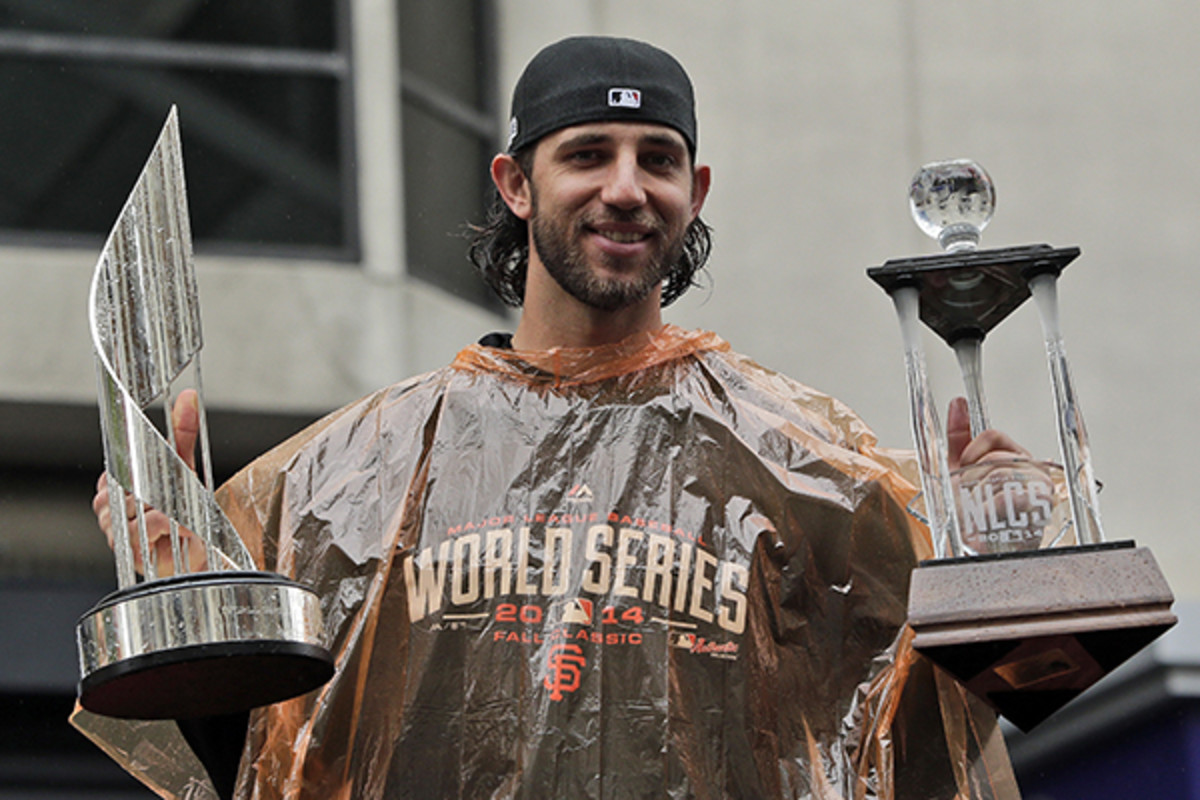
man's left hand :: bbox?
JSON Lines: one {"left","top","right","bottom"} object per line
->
{"left": 946, "top": 396, "right": 1031, "bottom": 470}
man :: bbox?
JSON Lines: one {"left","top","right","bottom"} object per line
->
{"left": 85, "top": 36, "right": 1024, "bottom": 799}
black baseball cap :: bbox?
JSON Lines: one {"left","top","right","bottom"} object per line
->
{"left": 506, "top": 36, "right": 697, "bottom": 155}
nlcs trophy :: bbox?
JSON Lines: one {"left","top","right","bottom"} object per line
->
{"left": 76, "top": 108, "right": 334, "bottom": 720}
{"left": 868, "top": 160, "right": 1176, "bottom": 730}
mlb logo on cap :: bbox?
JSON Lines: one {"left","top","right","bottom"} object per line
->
{"left": 608, "top": 87, "right": 642, "bottom": 108}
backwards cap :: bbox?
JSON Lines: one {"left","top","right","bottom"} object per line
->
{"left": 507, "top": 36, "right": 697, "bottom": 155}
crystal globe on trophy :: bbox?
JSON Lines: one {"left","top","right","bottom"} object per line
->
{"left": 909, "top": 158, "right": 996, "bottom": 253}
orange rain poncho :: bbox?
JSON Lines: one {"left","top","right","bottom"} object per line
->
{"left": 75, "top": 325, "right": 1019, "bottom": 799}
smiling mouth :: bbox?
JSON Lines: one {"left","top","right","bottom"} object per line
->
{"left": 594, "top": 229, "right": 650, "bottom": 244}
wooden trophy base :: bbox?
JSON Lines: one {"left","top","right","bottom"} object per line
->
{"left": 907, "top": 541, "right": 1176, "bottom": 731}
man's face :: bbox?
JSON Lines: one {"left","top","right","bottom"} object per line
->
{"left": 523, "top": 122, "right": 706, "bottom": 311}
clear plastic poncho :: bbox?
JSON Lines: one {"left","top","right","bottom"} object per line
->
{"left": 74, "top": 325, "right": 1019, "bottom": 800}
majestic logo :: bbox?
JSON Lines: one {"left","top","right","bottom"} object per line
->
{"left": 545, "top": 643, "right": 587, "bottom": 701}
{"left": 607, "top": 88, "right": 642, "bottom": 108}
{"left": 567, "top": 483, "right": 594, "bottom": 504}
{"left": 507, "top": 116, "right": 518, "bottom": 149}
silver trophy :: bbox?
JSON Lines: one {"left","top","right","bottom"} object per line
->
{"left": 868, "top": 160, "right": 1176, "bottom": 730}
{"left": 76, "top": 107, "right": 333, "bottom": 720}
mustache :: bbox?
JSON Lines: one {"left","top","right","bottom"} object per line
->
{"left": 578, "top": 209, "right": 664, "bottom": 233}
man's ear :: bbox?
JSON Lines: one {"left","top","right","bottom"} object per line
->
{"left": 491, "top": 153, "right": 533, "bottom": 221}
{"left": 690, "top": 163, "right": 712, "bottom": 220}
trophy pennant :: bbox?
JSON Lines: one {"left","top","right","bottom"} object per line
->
{"left": 77, "top": 107, "right": 333, "bottom": 722}
{"left": 90, "top": 105, "right": 253, "bottom": 583}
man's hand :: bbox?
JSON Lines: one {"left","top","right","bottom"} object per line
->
{"left": 945, "top": 396, "right": 1031, "bottom": 470}
{"left": 92, "top": 389, "right": 207, "bottom": 576}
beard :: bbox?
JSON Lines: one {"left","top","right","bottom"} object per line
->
{"left": 530, "top": 197, "right": 685, "bottom": 312}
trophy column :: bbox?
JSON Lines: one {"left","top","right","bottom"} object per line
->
{"left": 868, "top": 160, "right": 1176, "bottom": 731}
{"left": 76, "top": 108, "right": 334, "bottom": 721}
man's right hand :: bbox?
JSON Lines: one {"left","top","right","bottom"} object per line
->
{"left": 92, "top": 389, "right": 208, "bottom": 576}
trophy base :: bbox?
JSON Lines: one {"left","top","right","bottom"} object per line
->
{"left": 77, "top": 571, "right": 334, "bottom": 720}
{"left": 907, "top": 541, "right": 1176, "bottom": 732}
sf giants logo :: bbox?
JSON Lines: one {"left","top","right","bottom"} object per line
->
{"left": 544, "top": 643, "right": 587, "bottom": 701}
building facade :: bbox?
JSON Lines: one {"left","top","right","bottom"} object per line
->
{"left": 1, "top": 1, "right": 1197, "bottom": 796}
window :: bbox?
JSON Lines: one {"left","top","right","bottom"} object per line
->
{"left": 399, "top": 0, "right": 502, "bottom": 307}
{"left": 0, "top": 0, "right": 354, "bottom": 258}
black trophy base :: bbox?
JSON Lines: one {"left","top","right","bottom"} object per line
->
{"left": 907, "top": 541, "right": 1176, "bottom": 732}
{"left": 76, "top": 571, "right": 335, "bottom": 720}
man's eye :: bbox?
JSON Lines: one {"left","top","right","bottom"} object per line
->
{"left": 569, "top": 150, "right": 601, "bottom": 163}
{"left": 644, "top": 153, "right": 677, "bottom": 169}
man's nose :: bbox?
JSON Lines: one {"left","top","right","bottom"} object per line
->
{"left": 600, "top": 155, "right": 647, "bottom": 209}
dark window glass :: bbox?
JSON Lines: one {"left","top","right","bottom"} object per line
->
{"left": 400, "top": 0, "right": 483, "bottom": 104}
{"left": 0, "top": 0, "right": 336, "bottom": 49}
{"left": 402, "top": 104, "right": 491, "bottom": 301}
{"left": 399, "top": 0, "right": 501, "bottom": 308}
{"left": 0, "top": 0, "right": 351, "bottom": 257}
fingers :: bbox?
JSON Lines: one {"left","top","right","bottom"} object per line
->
{"left": 94, "top": 470, "right": 193, "bottom": 574}
{"left": 171, "top": 388, "right": 201, "bottom": 471}
{"left": 118, "top": 503, "right": 192, "bottom": 575}
{"left": 93, "top": 472, "right": 135, "bottom": 545}
{"left": 946, "top": 396, "right": 1032, "bottom": 470}
{"left": 946, "top": 397, "right": 971, "bottom": 470}
{"left": 957, "top": 428, "right": 1032, "bottom": 468}
{"left": 93, "top": 473, "right": 108, "bottom": 519}
{"left": 93, "top": 473, "right": 114, "bottom": 546}
{"left": 92, "top": 390, "right": 204, "bottom": 576}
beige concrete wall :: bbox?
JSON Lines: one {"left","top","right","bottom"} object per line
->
{"left": 496, "top": 1, "right": 1200, "bottom": 595}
